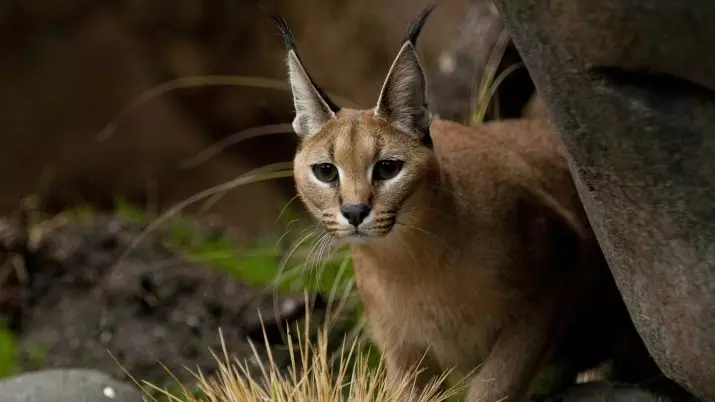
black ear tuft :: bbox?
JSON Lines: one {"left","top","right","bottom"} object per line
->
{"left": 403, "top": 1, "right": 439, "bottom": 46}
{"left": 374, "top": 4, "right": 438, "bottom": 144}
{"left": 269, "top": 14, "right": 341, "bottom": 114}
{"left": 271, "top": 15, "right": 297, "bottom": 52}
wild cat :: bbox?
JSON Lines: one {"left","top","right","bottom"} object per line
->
{"left": 273, "top": 5, "right": 649, "bottom": 402}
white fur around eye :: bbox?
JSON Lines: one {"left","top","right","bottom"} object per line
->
{"left": 309, "top": 164, "right": 343, "bottom": 188}
{"left": 368, "top": 161, "right": 405, "bottom": 185}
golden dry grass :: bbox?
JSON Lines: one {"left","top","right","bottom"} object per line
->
{"left": 138, "top": 304, "right": 465, "bottom": 402}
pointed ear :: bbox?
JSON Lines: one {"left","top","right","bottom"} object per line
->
{"left": 374, "top": 42, "right": 431, "bottom": 138}
{"left": 286, "top": 51, "right": 337, "bottom": 136}
{"left": 374, "top": 3, "right": 437, "bottom": 141}
{"left": 273, "top": 16, "right": 340, "bottom": 137}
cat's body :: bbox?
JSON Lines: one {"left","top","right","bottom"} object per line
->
{"left": 309, "top": 112, "right": 633, "bottom": 400}
{"left": 351, "top": 116, "right": 581, "bottom": 373}
{"left": 275, "top": 7, "right": 651, "bottom": 402}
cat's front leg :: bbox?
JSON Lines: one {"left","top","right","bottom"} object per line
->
{"left": 382, "top": 342, "right": 446, "bottom": 401}
{"left": 466, "top": 291, "right": 564, "bottom": 402}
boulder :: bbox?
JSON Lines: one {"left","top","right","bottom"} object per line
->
{"left": 492, "top": 0, "right": 715, "bottom": 400}
{"left": 540, "top": 382, "right": 671, "bottom": 402}
{"left": 0, "top": 369, "right": 144, "bottom": 402}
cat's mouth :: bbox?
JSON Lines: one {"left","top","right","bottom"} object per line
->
{"left": 329, "top": 224, "right": 395, "bottom": 242}
{"left": 344, "top": 230, "right": 371, "bottom": 243}
{"left": 322, "top": 211, "right": 396, "bottom": 241}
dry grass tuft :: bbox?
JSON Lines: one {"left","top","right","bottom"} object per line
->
{"left": 468, "top": 29, "right": 524, "bottom": 126}
{"left": 140, "top": 303, "right": 464, "bottom": 402}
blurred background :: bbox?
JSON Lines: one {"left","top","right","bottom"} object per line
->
{"left": 0, "top": 0, "right": 540, "bottom": 235}
{"left": 0, "top": 0, "right": 543, "bottom": 398}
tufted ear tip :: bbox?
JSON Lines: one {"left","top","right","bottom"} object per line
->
{"left": 374, "top": 42, "right": 431, "bottom": 139}
{"left": 403, "top": 1, "right": 439, "bottom": 46}
{"left": 275, "top": 15, "right": 340, "bottom": 137}
{"left": 373, "top": 4, "right": 437, "bottom": 141}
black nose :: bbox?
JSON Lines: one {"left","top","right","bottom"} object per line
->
{"left": 340, "top": 203, "right": 371, "bottom": 227}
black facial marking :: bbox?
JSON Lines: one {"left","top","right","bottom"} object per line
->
{"left": 375, "top": 216, "right": 396, "bottom": 223}
{"left": 421, "top": 131, "right": 434, "bottom": 148}
{"left": 372, "top": 223, "right": 395, "bottom": 231}
{"left": 327, "top": 140, "right": 336, "bottom": 162}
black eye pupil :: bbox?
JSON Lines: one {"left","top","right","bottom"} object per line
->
{"left": 374, "top": 160, "right": 403, "bottom": 181}
{"left": 312, "top": 163, "right": 338, "bottom": 183}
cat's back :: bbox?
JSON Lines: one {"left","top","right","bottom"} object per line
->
{"left": 430, "top": 118, "right": 569, "bottom": 184}
{"left": 429, "top": 117, "right": 589, "bottom": 236}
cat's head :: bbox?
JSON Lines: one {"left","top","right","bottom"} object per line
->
{"left": 276, "top": 5, "right": 437, "bottom": 242}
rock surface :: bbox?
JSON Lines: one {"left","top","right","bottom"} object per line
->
{"left": 493, "top": 0, "right": 715, "bottom": 400}
{"left": 429, "top": 0, "right": 536, "bottom": 123}
{"left": 0, "top": 369, "right": 144, "bottom": 402}
{"left": 540, "top": 382, "right": 671, "bottom": 402}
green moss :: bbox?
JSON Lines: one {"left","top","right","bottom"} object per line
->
{"left": 25, "top": 345, "right": 47, "bottom": 371}
{"left": 114, "top": 199, "right": 149, "bottom": 222}
{"left": 148, "top": 384, "right": 205, "bottom": 402}
{"left": 0, "top": 321, "right": 18, "bottom": 378}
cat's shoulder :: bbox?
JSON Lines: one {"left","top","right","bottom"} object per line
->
{"left": 430, "top": 118, "right": 559, "bottom": 154}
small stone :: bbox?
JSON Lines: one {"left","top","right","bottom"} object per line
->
{"left": 186, "top": 315, "right": 199, "bottom": 327}
{"left": 0, "top": 368, "right": 144, "bottom": 402}
{"left": 107, "top": 220, "right": 123, "bottom": 234}
{"left": 438, "top": 53, "right": 457, "bottom": 74}
{"left": 100, "top": 330, "right": 113, "bottom": 344}
{"left": 281, "top": 297, "right": 298, "bottom": 315}
{"left": 544, "top": 382, "right": 672, "bottom": 402}
{"left": 151, "top": 327, "right": 166, "bottom": 339}
{"left": 103, "top": 386, "right": 116, "bottom": 398}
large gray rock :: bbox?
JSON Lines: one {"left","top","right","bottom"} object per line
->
{"left": 492, "top": 0, "right": 715, "bottom": 400}
{"left": 0, "top": 369, "right": 144, "bottom": 402}
{"left": 541, "top": 382, "right": 672, "bottom": 402}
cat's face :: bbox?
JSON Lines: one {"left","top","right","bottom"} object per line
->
{"left": 275, "top": 6, "right": 436, "bottom": 242}
{"left": 293, "top": 110, "right": 432, "bottom": 241}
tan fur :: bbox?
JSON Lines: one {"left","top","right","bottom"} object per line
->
{"left": 294, "top": 111, "right": 629, "bottom": 401}
{"left": 283, "top": 10, "right": 637, "bottom": 401}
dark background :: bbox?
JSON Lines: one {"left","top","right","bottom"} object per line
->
{"left": 0, "top": 0, "right": 535, "bottom": 236}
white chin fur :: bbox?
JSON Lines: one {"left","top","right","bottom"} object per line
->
{"left": 344, "top": 234, "right": 372, "bottom": 245}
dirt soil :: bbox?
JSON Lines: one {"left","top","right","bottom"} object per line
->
{"left": 0, "top": 213, "right": 327, "bottom": 387}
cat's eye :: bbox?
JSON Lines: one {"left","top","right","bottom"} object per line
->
{"left": 373, "top": 160, "right": 404, "bottom": 181}
{"left": 312, "top": 163, "right": 339, "bottom": 183}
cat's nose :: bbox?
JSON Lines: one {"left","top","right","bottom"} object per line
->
{"left": 340, "top": 203, "right": 371, "bottom": 227}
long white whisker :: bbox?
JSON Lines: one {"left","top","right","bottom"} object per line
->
{"left": 394, "top": 235, "right": 421, "bottom": 270}
{"left": 395, "top": 222, "right": 451, "bottom": 252}
{"left": 303, "top": 234, "right": 329, "bottom": 280}
{"left": 325, "top": 249, "right": 353, "bottom": 328}
{"left": 269, "top": 228, "right": 320, "bottom": 344}
{"left": 274, "top": 219, "right": 305, "bottom": 251}
{"left": 275, "top": 195, "right": 302, "bottom": 224}
{"left": 273, "top": 229, "right": 318, "bottom": 289}
{"left": 314, "top": 234, "right": 335, "bottom": 292}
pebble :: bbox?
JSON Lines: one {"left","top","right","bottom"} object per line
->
{"left": 0, "top": 369, "right": 145, "bottom": 402}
